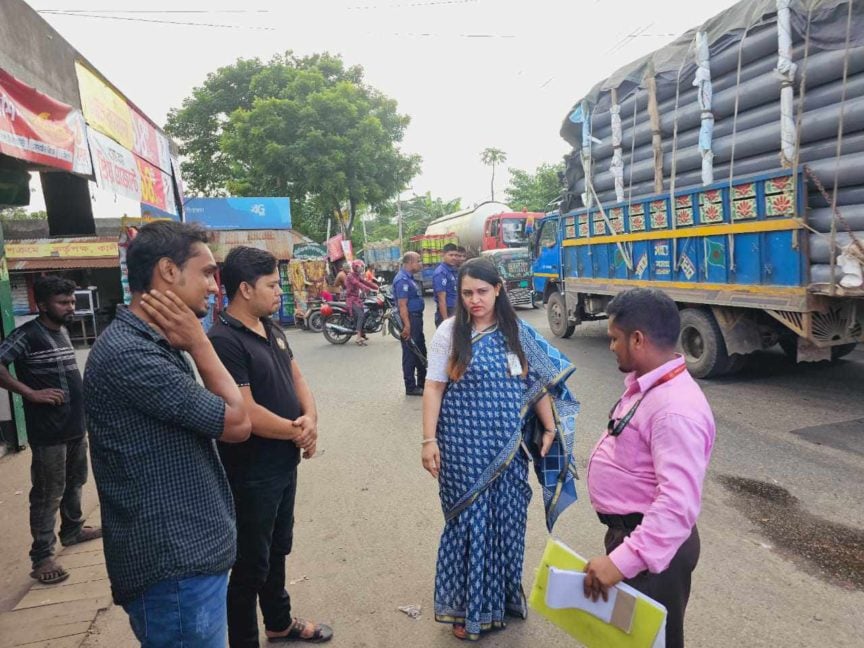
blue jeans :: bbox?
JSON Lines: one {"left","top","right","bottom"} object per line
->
{"left": 122, "top": 572, "right": 229, "bottom": 648}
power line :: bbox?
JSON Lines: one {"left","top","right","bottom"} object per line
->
{"left": 36, "top": 11, "right": 276, "bottom": 31}
{"left": 36, "top": 9, "right": 271, "bottom": 14}
{"left": 349, "top": 0, "right": 477, "bottom": 8}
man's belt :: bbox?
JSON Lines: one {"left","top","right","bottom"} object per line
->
{"left": 597, "top": 512, "right": 644, "bottom": 529}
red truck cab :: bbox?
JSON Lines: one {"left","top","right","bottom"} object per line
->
{"left": 482, "top": 212, "right": 541, "bottom": 251}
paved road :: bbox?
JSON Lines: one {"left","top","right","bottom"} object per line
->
{"left": 1, "top": 304, "right": 861, "bottom": 646}
{"left": 280, "top": 300, "right": 863, "bottom": 647}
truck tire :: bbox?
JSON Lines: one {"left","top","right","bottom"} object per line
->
{"left": 679, "top": 308, "right": 729, "bottom": 378}
{"left": 831, "top": 342, "right": 858, "bottom": 361}
{"left": 547, "top": 292, "right": 575, "bottom": 339}
{"left": 779, "top": 339, "right": 857, "bottom": 362}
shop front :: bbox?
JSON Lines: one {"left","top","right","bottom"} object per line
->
{"left": 5, "top": 237, "right": 121, "bottom": 342}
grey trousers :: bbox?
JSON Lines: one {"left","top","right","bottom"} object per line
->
{"left": 29, "top": 438, "right": 88, "bottom": 566}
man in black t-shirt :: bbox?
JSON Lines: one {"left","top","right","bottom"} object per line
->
{"left": 209, "top": 247, "right": 333, "bottom": 647}
{"left": 0, "top": 276, "right": 101, "bottom": 585}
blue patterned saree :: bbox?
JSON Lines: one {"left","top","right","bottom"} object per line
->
{"left": 433, "top": 321, "right": 579, "bottom": 640}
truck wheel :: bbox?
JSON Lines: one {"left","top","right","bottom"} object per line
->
{"left": 679, "top": 308, "right": 729, "bottom": 378}
{"left": 831, "top": 342, "right": 858, "bottom": 361}
{"left": 547, "top": 292, "right": 575, "bottom": 338}
{"left": 724, "top": 353, "right": 749, "bottom": 375}
{"left": 780, "top": 339, "right": 857, "bottom": 362}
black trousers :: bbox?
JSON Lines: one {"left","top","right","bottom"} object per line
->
{"left": 604, "top": 524, "right": 700, "bottom": 648}
{"left": 401, "top": 311, "right": 427, "bottom": 390}
{"left": 227, "top": 465, "right": 298, "bottom": 648}
{"left": 29, "top": 438, "right": 88, "bottom": 566}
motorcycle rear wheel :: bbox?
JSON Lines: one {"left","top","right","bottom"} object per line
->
{"left": 307, "top": 310, "right": 324, "bottom": 333}
{"left": 323, "top": 313, "right": 353, "bottom": 345}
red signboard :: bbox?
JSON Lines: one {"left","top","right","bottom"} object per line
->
{"left": 0, "top": 68, "right": 92, "bottom": 175}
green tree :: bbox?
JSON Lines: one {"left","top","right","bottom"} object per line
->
{"left": 166, "top": 52, "right": 421, "bottom": 239}
{"left": 480, "top": 147, "right": 507, "bottom": 202}
{"left": 364, "top": 193, "right": 461, "bottom": 243}
{"left": 0, "top": 208, "right": 47, "bottom": 221}
{"left": 504, "top": 162, "right": 565, "bottom": 212}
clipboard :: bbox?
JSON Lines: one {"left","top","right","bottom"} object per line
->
{"left": 528, "top": 538, "right": 667, "bottom": 648}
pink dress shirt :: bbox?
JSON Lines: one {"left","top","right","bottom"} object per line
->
{"left": 587, "top": 355, "right": 715, "bottom": 579}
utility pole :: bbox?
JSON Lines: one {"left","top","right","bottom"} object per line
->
{"left": 397, "top": 198, "right": 404, "bottom": 256}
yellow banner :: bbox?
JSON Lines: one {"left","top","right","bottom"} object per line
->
{"left": 75, "top": 62, "right": 134, "bottom": 149}
{"left": 6, "top": 240, "right": 119, "bottom": 259}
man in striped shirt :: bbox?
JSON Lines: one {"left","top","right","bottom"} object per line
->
{"left": 0, "top": 276, "right": 101, "bottom": 585}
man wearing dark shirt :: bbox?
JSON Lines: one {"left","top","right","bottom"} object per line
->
{"left": 0, "top": 276, "right": 100, "bottom": 585}
{"left": 432, "top": 243, "right": 459, "bottom": 327}
{"left": 84, "top": 221, "right": 251, "bottom": 647}
{"left": 209, "top": 246, "right": 332, "bottom": 647}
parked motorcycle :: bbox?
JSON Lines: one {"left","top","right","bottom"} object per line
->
{"left": 321, "top": 286, "right": 397, "bottom": 345}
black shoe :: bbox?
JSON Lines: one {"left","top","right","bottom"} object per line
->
{"left": 405, "top": 387, "right": 424, "bottom": 396}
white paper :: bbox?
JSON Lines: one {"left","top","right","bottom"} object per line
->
{"left": 545, "top": 567, "right": 619, "bottom": 623}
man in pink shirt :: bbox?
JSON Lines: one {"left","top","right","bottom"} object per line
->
{"left": 584, "top": 288, "right": 716, "bottom": 648}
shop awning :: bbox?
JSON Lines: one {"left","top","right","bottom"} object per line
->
{"left": 8, "top": 257, "right": 119, "bottom": 271}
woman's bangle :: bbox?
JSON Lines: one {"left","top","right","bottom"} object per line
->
{"left": 421, "top": 438, "right": 438, "bottom": 445}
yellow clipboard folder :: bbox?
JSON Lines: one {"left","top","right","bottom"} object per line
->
{"left": 529, "top": 539, "right": 667, "bottom": 648}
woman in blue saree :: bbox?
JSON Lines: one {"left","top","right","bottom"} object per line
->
{"left": 422, "top": 258, "right": 579, "bottom": 641}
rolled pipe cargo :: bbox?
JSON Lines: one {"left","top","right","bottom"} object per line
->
{"left": 586, "top": 97, "right": 864, "bottom": 193}
{"left": 592, "top": 24, "right": 783, "bottom": 139}
{"left": 809, "top": 264, "right": 842, "bottom": 283}
{"left": 809, "top": 232, "right": 864, "bottom": 263}
{"left": 809, "top": 187, "right": 864, "bottom": 209}
{"left": 588, "top": 46, "right": 864, "bottom": 163}
{"left": 578, "top": 130, "right": 864, "bottom": 198}
{"left": 808, "top": 205, "right": 864, "bottom": 232}
{"left": 593, "top": 74, "right": 864, "bottom": 166}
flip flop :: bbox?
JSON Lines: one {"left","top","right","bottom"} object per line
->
{"left": 60, "top": 525, "right": 102, "bottom": 547}
{"left": 267, "top": 617, "right": 333, "bottom": 643}
{"left": 30, "top": 558, "right": 70, "bottom": 584}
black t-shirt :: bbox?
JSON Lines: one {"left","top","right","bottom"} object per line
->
{"left": 0, "top": 319, "right": 85, "bottom": 446}
{"left": 208, "top": 313, "right": 302, "bottom": 478}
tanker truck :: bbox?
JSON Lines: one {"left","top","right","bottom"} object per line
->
{"left": 411, "top": 201, "right": 541, "bottom": 291}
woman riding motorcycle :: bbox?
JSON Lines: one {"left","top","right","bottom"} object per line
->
{"left": 345, "top": 260, "right": 379, "bottom": 346}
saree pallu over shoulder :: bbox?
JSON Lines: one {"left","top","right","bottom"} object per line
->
{"left": 439, "top": 321, "right": 579, "bottom": 532}
{"left": 518, "top": 321, "right": 580, "bottom": 532}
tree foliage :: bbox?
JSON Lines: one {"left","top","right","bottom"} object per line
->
{"left": 504, "top": 162, "right": 565, "bottom": 212}
{"left": 480, "top": 147, "right": 507, "bottom": 202}
{"left": 0, "top": 207, "right": 47, "bottom": 221}
{"left": 363, "top": 193, "right": 461, "bottom": 244}
{"left": 165, "top": 52, "right": 421, "bottom": 238}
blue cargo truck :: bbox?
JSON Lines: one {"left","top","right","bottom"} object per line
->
{"left": 533, "top": 169, "right": 863, "bottom": 378}
{"left": 534, "top": 0, "right": 864, "bottom": 378}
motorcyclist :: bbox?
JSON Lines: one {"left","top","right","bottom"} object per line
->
{"left": 345, "top": 260, "right": 379, "bottom": 346}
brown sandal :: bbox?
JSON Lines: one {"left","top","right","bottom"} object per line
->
{"left": 30, "top": 558, "right": 70, "bottom": 584}
{"left": 267, "top": 617, "right": 333, "bottom": 643}
{"left": 452, "top": 624, "right": 468, "bottom": 640}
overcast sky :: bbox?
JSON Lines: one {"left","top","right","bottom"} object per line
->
{"left": 28, "top": 0, "right": 738, "bottom": 215}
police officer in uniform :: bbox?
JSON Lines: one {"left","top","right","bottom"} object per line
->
{"left": 432, "top": 243, "right": 459, "bottom": 328}
{"left": 393, "top": 252, "right": 426, "bottom": 396}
